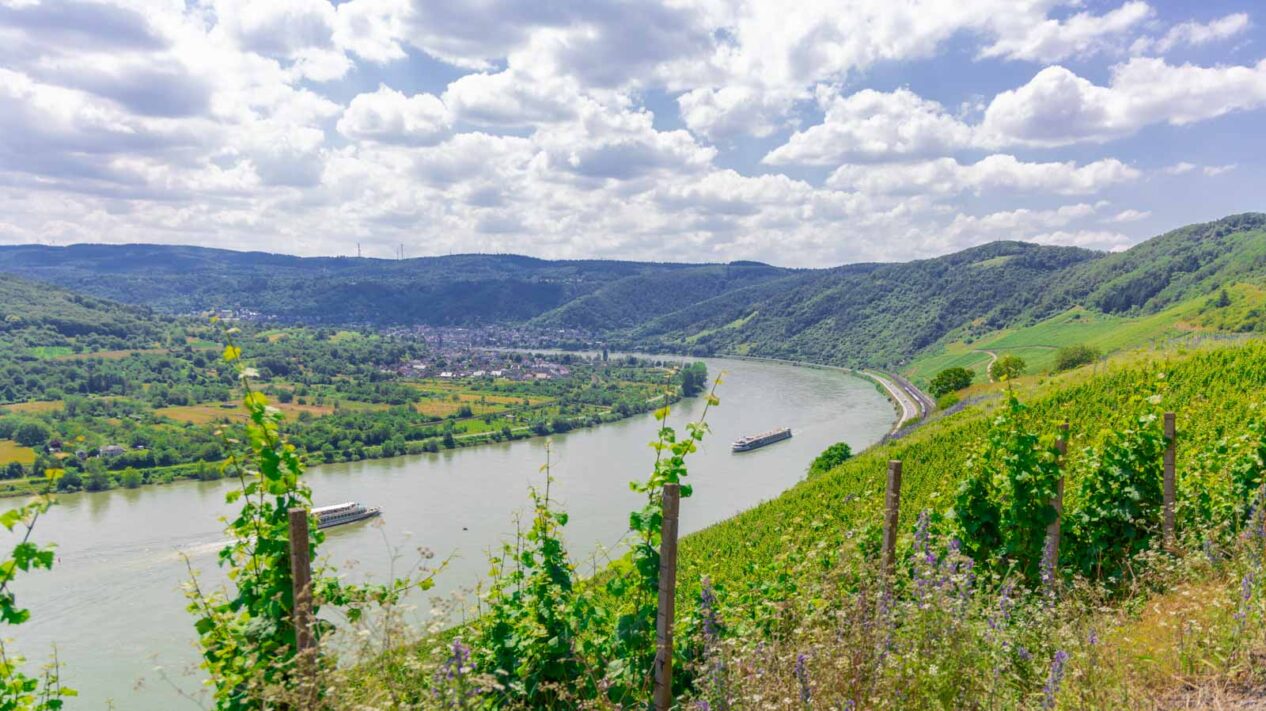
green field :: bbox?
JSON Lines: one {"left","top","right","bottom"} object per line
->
{"left": 28, "top": 345, "right": 73, "bottom": 359}
{"left": 904, "top": 294, "right": 1231, "bottom": 385}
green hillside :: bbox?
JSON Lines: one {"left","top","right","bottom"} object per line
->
{"left": 4, "top": 214, "right": 1266, "bottom": 373}
{"left": 529, "top": 261, "right": 789, "bottom": 331}
{"left": 0, "top": 244, "right": 793, "bottom": 326}
{"left": 0, "top": 274, "right": 166, "bottom": 351}
{"left": 622, "top": 240, "right": 1096, "bottom": 366}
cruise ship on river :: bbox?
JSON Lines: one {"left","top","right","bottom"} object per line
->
{"left": 314, "top": 501, "right": 381, "bottom": 529}
{"left": 731, "top": 427, "right": 793, "bottom": 452}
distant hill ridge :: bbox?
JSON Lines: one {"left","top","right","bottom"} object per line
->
{"left": 2, "top": 213, "right": 1265, "bottom": 368}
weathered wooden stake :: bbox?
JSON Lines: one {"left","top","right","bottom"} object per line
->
{"left": 1163, "top": 412, "right": 1176, "bottom": 549}
{"left": 1044, "top": 422, "right": 1068, "bottom": 590}
{"left": 287, "top": 507, "right": 315, "bottom": 659}
{"left": 653, "top": 483, "right": 681, "bottom": 711}
{"left": 882, "top": 460, "right": 903, "bottom": 579}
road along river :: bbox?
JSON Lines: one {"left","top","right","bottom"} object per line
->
{"left": 11, "top": 355, "right": 895, "bottom": 709}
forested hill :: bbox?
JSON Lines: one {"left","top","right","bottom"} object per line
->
{"left": 3, "top": 213, "right": 1266, "bottom": 368}
{"left": 620, "top": 241, "right": 1097, "bottom": 366}
{"left": 624, "top": 213, "right": 1266, "bottom": 367}
{"left": 0, "top": 274, "right": 165, "bottom": 350}
{"left": 0, "top": 244, "right": 790, "bottom": 326}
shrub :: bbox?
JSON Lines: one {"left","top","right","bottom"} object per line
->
{"left": 989, "top": 354, "right": 1026, "bottom": 381}
{"left": 1054, "top": 345, "right": 1100, "bottom": 372}
{"left": 930, "top": 367, "right": 974, "bottom": 398}
{"left": 808, "top": 442, "right": 853, "bottom": 477}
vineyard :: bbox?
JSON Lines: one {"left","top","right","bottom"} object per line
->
{"left": 8, "top": 337, "right": 1266, "bottom": 709}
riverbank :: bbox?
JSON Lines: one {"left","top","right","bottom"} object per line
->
{"left": 0, "top": 391, "right": 680, "bottom": 499}
{"left": 13, "top": 355, "right": 896, "bottom": 709}
{"left": 703, "top": 352, "right": 931, "bottom": 432}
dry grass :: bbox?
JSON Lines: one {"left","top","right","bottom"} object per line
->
{"left": 0, "top": 440, "right": 36, "bottom": 465}
{"left": 1, "top": 400, "right": 64, "bottom": 414}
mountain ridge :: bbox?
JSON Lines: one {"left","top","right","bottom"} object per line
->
{"left": 3, "top": 213, "right": 1265, "bottom": 370}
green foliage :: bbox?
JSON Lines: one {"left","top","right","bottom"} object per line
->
{"left": 936, "top": 391, "right": 961, "bottom": 410}
{"left": 679, "top": 361, "right": 709, "bottom": 397}
{"left": 12, "top": 423, "right": 49, "bottom": 448}
{"left": 808, "top": 441, "right": 853, "bottom": 477}
{"left": 952, "top": 390, "right": 1060, "bottom": 581}
{"left": 0, "top": 471, "right": 76, "bottom": 710}
{"left": 472, "top": 453, "right": 603, "bottom": 705}
{"left": 186, "top": 330, "right": 433, "bottom": 709}
{"left": 1066, "top": 411, "right": 1166, "bottom": 581}
{"left": 467, "top": 374, "right": 722, "bottom": 707}
{"left": 989, "top": 354, "right": 1026, "bottom": 381}
{"left": 1054, "top": 344, "right": 1100, "bottom": 372}
{"left": 930, "top": 367, "right": 974, "bottom": 398}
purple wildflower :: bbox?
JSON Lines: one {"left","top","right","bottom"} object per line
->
{"left": 794, "top": 652, "right": 811, "bottom": 708}
{"left": 1043, "top": 650, "right": 1069, "bottom": 709}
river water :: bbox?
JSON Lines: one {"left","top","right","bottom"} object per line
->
{"left": 10, "top": 356, "right": 893, "bottom": 709}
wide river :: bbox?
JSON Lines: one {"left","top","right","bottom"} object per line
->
{"left": 11, "top": 356, "right": 893, "bottom": 709}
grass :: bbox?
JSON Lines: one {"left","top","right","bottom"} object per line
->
{"left": 905, "top": 293, "right": 1232, "bottom": 385}
{"left": 1, "top": 400, "right": 63, "bottom": 414}
{"left": 51, "top": 348, "right": 166, "bottom": 361}
{"left": 0, "top": 440, "right": 36, "bottom": 465}
{"left": 155, "top": 401, "right": 335, "bottom": 424}
{"left": 27, "top": 346, "right": 73, "bottom": 359}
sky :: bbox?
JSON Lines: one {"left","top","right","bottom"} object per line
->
{"left": 1, "top": 0, "right": 1264, "bottom": 267}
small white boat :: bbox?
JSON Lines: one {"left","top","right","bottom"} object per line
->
{"left": 313, "top": 501, "right": 381, "bottom": 529}
{"left": 732, "top": 427, "right": 793, "bottom": 452}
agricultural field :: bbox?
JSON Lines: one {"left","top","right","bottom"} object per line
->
{"left": 0, "top": 440, "right": 35, "bottom": 465}
{"left": 154, "top": 400, "right": 337, "bottom": 424}
{"left": 904, "top": 293, "right": 1236, "bottom": 386}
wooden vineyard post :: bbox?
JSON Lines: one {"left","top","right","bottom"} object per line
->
{"left": 1163, "top": 412, "right": 1176, "bottom": 550}
{"left": 882, "top": 460, "right": 902, "bottom": 581}
{"left": 653, "top": 483, "right": 682, "bottom": 711}
{"left": 1044, "top": 422, "right": 1068, "bottom": 591}
{"left": 287, "top": 507, "right": 316, "bottom": 680}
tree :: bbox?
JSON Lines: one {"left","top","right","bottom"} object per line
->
{"left": 680, "top": 362, "right": 709, "bottom": 397}
{"left": 14, "top": 421, "right": 51, "bottom": 448}
{"left": 84, "top": 458, "right": 111, "bottom": 492}
{"left": 1215, "top": 288, "right": 1232, "bottom": 307}
{"left": 929, "top": 367, "right": 974, "bottom": 398}
{"left": 989, "top": 354, "right": 1026, "bottom": 381}
{"left": 1054, "top": 344, "right": 1100, "bottom": 372}
{"left": 809, "top": 442, "right": 852, "bottom": 477}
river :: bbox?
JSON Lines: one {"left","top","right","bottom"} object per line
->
{"left": 10, "top": 356, "right": 894, "bottom": 709}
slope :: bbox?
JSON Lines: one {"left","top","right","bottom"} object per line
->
{"left": 626, "top": 241, "right": 1097, "bottom": 367}
{"left": 0, "top": 274, "right": 165, "bottom": 351}
{"left": 0, "top": 244, "right": 764, "bottom": 326}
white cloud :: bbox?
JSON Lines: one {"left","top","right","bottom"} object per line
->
{"left": 981, "top": 1, "right": 1153, "bottom": 62}
{"left": 1108, "top": 208, "right": 1150, "bottom": 223}
{"left": 764, "top": 88, "right": 974, "bottom": 165}
{"left": 338, "top": 86, "right": 451, "bottom": 145}
{"left": 443, "top": 67, "right": 581, "bottom": 128}
{"left": 0, "top": 0, "right": 1263, "bottom": 266}
{"left": 980, "top": 58, "right": 1266, "bottom": 146}
{"left": 677, "top": 85, "right": 790, "bottom": 141}
{"left": 1203, "top": 164, "right": 1237, "bottom": 176}
{"left": 1162, "top": 162, "right": 1196, "bottom": 175}
{"left": 826, "top": 155, "right": 1139, "bottom": 196}
{"left": 1132, "top": 13, "right": 1250, "bottom": 55}
{"left": 332, "top": 0, "right": 411, "bottom": 63}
